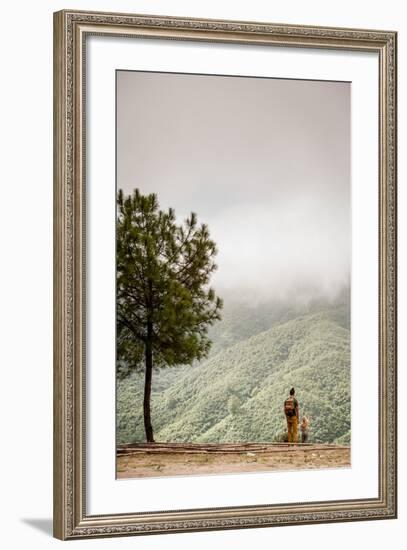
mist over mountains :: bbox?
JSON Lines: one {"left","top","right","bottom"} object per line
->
{"left": 118, "top": 73, "right": 350, "bottom": 306}
{"left": 116, "top": 72, "right": 351, "bottom": 448}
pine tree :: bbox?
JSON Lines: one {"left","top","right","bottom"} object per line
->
{"left": 117, "top": 188, "right": 223, "bottom": 442}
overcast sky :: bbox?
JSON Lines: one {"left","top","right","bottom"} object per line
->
{"left": 117, "top": 70, "right": 350, "bottom": 303}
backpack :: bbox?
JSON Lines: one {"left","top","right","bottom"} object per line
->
{"left": 284, "top": 396, "right": 297, "bottom": 417}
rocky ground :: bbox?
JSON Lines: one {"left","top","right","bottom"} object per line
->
{"left": 116, "top": 442, "right": 351, "bottom": 479}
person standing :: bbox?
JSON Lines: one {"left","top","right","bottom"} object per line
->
{"left": 284, "top": 387, "right": 299, "bottom": 444}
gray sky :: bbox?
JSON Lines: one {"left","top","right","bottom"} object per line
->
{"left": 117, "top": 71, "right": 350, "bottom": 302}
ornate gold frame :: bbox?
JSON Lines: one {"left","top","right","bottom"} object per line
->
{"left": 53, "top": 9, "right": 397, "bottom": 540}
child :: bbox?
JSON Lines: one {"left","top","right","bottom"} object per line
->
{"left": 300, "top": 415, "right": 310, "bottom": 443}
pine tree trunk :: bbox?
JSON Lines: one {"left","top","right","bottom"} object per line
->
{"left": 143, "top": 321, "right": 155, "bottom": 443}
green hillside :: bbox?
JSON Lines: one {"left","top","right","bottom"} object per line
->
{"left": 207, "top": 292, "right": 350, "bottom": 357}
{"left": 117, "top": 305, "right": 350, "bottom": 445}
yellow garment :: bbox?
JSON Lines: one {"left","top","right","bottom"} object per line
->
{"left": 287, "top": 416, "right": 298, "bottom": 443}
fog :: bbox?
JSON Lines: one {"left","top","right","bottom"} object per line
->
{"left": 117, "top": 71, "right": 350, "bottom": 304}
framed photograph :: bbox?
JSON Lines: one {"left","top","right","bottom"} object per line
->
{"left": 53, "top": 9, "right": 397, "bottom": 540}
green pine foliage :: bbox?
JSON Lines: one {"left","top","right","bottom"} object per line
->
{"left": 117, "top": 305, "right": 351, "bottom": 445}
{"left": 116, "top": 188, "right": 223, "bottom": 441}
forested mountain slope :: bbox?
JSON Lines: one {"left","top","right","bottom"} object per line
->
{"left": 117, "top": 305, "right": 350, "bottom": 445}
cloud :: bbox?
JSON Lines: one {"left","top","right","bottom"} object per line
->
{"left": 117, "top": 70, "right": 350, "bottom": 304}
{"left": 202, "top": 194, "right": 350, "bottom": 302}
